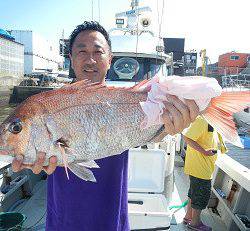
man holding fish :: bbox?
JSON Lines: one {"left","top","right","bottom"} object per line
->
{"left": 9, "top": 21, "right": 200, "bottom": 230}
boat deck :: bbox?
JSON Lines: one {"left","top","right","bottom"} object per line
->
{"left": 168, "top": 166, "right": 227, "bottom": 231}
{"left": 10, "top": 164, "right": 227, "bottom": 231}
{"left": 4, "top": 144, "right": 248, "bottom": 230}
{"left": 226, "top": 143, "right": 250, "bottom": 169}
{"left": 17, "top": 181, "right": 47, "bottom": 230}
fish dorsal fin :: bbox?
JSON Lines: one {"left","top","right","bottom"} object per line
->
{"left": 31, "top": 78, "right": 147, "bottom": 112}
{"left": 60, "top": 79, "right": 91, "bottom": 89}
{"left": 56, "top": 79, "right": 151, "bottom": 95}
{"left": 32, "top": 80, "right": 108, "bottom": 103}
{"left": 64, "top": 80, "right": 107, "bottom": 92}
{"left": 129, "top": 79, "right": 151, "bottom": 92}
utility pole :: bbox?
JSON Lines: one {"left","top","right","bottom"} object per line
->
{"left": 200, "top": 49, "right": 208, "bottom": 76}
{"left": 131, "top": 0, "right": 139, "bottom": 9}
{"left": 92, "top": 0, "right": 94, "bottom": 20}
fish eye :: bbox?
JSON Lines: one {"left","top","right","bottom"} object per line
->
{"left": 8, "top": 119, "right": 22, "bottom": 134}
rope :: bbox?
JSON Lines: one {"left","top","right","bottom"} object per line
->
{"left": 156, "top": 0, "right": 166, "bottom": 69}
{"left": 98, "top": 0, "right": 101, "bottom": 22}
{"left": 91, "top": 0, "right": 94, "bottom": 20}
{"left": 157, "top": 0, "right": 165, "bottom": 39}
{"left": 134, "top": 3, "right": 140, "bottom": 82}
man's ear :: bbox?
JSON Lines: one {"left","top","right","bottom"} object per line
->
{"left": 108, "top": 53, "right": 113, "bottom": 67}
{"left": 69, "top": 53, "right": 73, "bottom": 66}
{"left": 69, "top": 53, "right": 75, "bottom": 72}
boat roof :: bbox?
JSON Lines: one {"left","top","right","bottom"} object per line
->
{"left": 110, "top": 34, "right": 170, "bottom": 62}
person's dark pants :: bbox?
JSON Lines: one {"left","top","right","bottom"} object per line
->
{"left": 188, "top": 175, "right": 211, "bottom": 210}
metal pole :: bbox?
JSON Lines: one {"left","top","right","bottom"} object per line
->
{"left": 205, "top": 57, "right": 208, "bottom": 76}
{"left": 170, "top": 52, "right": 174, "bottom": 75}
{"left": 98, "top": 0, "right": 100, "bottom": 22}
{"left": 131, "top": 0, "right": 139, "bottom": 9}
{"left": 92, "top": 0, "right": 94, "bottom": 20}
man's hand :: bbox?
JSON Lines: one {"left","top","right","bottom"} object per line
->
{"left": 151, "top": 96, "right": 199, "bottom": 143}
{"left": 183, "top": 136, "right": 217, "bottom": 156}
{"left": 162, "top": 95, "right": 199, "bottom": 135}
{"left": 12, "top": 152, "right": 57, "bottom": 175}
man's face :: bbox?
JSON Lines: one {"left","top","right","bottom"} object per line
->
{"left": 70, "top": 30, "right": 112, "bottom": 83}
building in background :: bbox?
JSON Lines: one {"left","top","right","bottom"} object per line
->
{"left": 197, "top": 62, "right": 218, "bottom": 77}
{"left": 163, "top": 38, "right": 185, "bottom": 76}
{"left": 59, "top": 38, "right": 70, "bottom": 70}
{"left": 0, "top": 29, "right": 24, "bottom": 86}
{"left": 10, "top": 30, "right": 63, "bottom": 75}
{"left": 218, "top": 52, "right": 250, "bottom": 75}
{"left": 183, "top": 51, "right": 197, "bottom": 75}
{"left": 218, "top": 52, "right": 250, "bottom": 88}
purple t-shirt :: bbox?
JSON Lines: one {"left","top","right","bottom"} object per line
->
{"left": 46, "top": 150, "right": 129, "bottom": 231}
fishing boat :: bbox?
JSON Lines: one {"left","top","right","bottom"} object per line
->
{"left": 9, "top": 71, "right": 71, "bottom": 104}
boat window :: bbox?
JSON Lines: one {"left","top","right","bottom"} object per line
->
{"left": 113, "top": 57, "right": 139, "bottom": 80}
{"left": 150, "top": 63, "right": 164, "bottom": 78}
{"left": 106, "top": 57, "right": 166, "bottom": 81}
{"left": 230, "top": 55, "right": 239, "bottom": 60}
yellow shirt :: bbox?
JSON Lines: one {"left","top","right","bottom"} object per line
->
{"left": 183, "top": 116, "right": 226, "bottom": 180}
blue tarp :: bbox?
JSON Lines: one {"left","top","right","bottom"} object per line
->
{"left": 240, "top": 136, "right": 250, "bottom": 149}
{"left": 0, "top": 28, "right": 14, "bottom": 40}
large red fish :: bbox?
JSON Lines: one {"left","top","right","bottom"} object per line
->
{"left": 0, "top": 76, "right": 249, "bottom": 181}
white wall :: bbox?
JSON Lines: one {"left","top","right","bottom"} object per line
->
{"left": 0, "top": 36, "right": 24, "bottom": 86}
{"left": 10, "top": 30, "right": 63, "bottom": 74}
{"left": 24, "top": 55, "right": 33, "bottom": 74}
{"left": 10, "top": 30, "right": 33, "bottom": 53}
{"left": 32, "top": 55, "right": 58, "bottom": 72}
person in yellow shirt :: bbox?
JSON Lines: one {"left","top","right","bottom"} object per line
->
{"left": 182, "top": 116, "right": 227, "bottom": 231}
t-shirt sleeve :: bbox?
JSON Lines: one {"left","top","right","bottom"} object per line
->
{"left": 182, "top": 117, "right": 207, "bottom": 141}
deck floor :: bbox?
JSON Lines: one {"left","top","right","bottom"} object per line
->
{"left": 226, "top": 143, "right": 250, "bottom": 169}
{"left": 171, "top": 166, "right": 228, "bottom": 231}
{"left": 12, "top": 163, "right": 228, "bottom": 231}
{"left": 15, "top": 180, "right": 47, "bottom": 230}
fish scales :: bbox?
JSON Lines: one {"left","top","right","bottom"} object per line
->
{"left": 1, "top": 76, "right": 249, "bottom": 181}
{"left": 46, "top": 99, "right": 160, "bottom": 161}
{"left": 0, "top": 83, "right": 162, "bottom": 168}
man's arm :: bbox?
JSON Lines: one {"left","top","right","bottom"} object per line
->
{"left": 183, "top": 136, "right": 215, "bottom": 156}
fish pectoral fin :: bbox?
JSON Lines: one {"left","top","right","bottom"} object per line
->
{"left": 77, "top": 160, "right": 100, "bottom": 169}
{"left": 45, "top": 116, "right": 67, "bottom": 142}
{"left": 68, "top": 163, "right": 97, "bottom": 182}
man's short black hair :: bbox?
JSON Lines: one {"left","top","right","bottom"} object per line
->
{"left": 69, "top": 21, "right": 112, "bottom": 54}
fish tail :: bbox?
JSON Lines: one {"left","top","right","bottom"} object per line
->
{"left": 203, "top": 91, "right": 250, "bottom": 147}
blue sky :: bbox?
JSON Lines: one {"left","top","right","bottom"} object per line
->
{"left": 1, "top": 0, "right": 250, "bottom": 63}
{"left": 0, "top": 0, "right": 127, "bottom": 44}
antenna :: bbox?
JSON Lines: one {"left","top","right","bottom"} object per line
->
{"left": 62, "top": 29, "right": 64, "bottom": 56}
{"left": 131, "top": 0, "right": 139, "bottom": 9}
{"left": 59, "top": 29, "right": 65, "bottom": 57}
{"left": 92, "top": 0, "right": 94, "bottom": 20}
{"left": 98, "top": 0, "right": 101, "bottom": 22}
{"left": 62, "top": 29, "right": 64, "bottom": 40}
